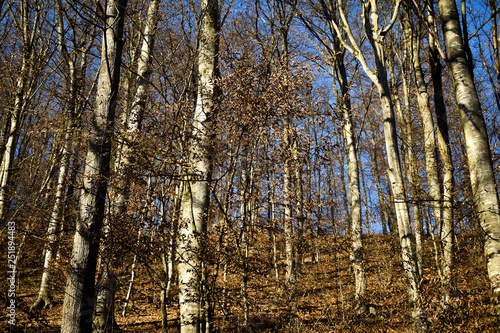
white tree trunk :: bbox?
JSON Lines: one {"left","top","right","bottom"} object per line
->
{"left": 177, "top": 0, "right": 219, "bottom": 331}
{"left": 438, "top": 0, "right": 500, "bottom": 315}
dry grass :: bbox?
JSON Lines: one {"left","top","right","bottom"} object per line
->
{"left": 1, "top": 232, "right": 497, "bottom": 332}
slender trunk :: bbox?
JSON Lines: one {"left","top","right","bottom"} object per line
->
{"left": 401, "top": 4, "right": 443, "bottom": 270}
{"left": 284, "top": 118, "right": 296, "bottom": 287}
{"left": 60, "top": 1, "right": 127, "bottom": 332}
{"left": 0, "top": 0, "right": 40, "bottom": 223}
{"left": 0, "top": 72, "right": 25, "bottom": 224}
{"left": 334, "top": 52, "right": 366, "bottom": 311}
{"left": 239, "top": 144, "right": 250, "bottom": 327}
{"left": 122, "top": 226, "right": 141, "bottom": 317}
{"left": 338, "top": 138, "right": 350, "bottom": 235}
{"left": 427, "top": 0, "right": 456, "bottom": 305}
{"left": 376, "top": 72, "right": 425, "bottom": 330}
{"left": 31, "top": 113, "right": 74, "bottom": 311}
{"left": 269, "top": 176, "right": 280, "bottom": 288}
{"left": 388, "top": 54, "right": 424, "bottom": 274}
{"left": 353, "top": 1, "right": 427, "bottom": 328}
{"left": 294, "top": 146, "right": 304, "bottom": 274}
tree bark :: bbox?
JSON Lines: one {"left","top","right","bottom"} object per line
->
{"left": 426, "top": 0, "right": 456, "bottom": 306}
{"left": 93, "top": 1, "right": 160, "bottom": 331}
{"left": 60, "top": 1, "right": 127, "bottom": 332}
{"left": 177, "top": 0, "right": 219, "bottom": 331}
{"left": 438, "top": 0, "right": 500, "bottom": 315}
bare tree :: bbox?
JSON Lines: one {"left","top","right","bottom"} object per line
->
{"left": 60, "top": 1, "right": 128, "bottom": 332}
{"left": 177, "top": 0, "right": 220, "bottom": 330}
{"left": 437, "top": 0, "right": 500, "bottom": 317}
{"left": 31, "top": 0, "right": 96, "bottom": 311}
{"left": 325, "top": 0, "right": 427, "bottom": 329}
{"left": 0, "top": 0, "right": 51, "bottom": 224}
{"left": 92, "top": 1, "right": 160, "bottom": 331}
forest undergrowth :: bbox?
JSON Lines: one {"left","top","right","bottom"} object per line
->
{"left": 1, "top": 232, "right": 496, "bottom": 332}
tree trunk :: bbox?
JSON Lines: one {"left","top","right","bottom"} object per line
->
{"left": 60, "top": 1, "right": 127, "bottom": 332}
{"left": 177, "top": 0, "right": 219, "bottom": 331}
{"left": 333, "top": 48, "right": 366, "bottom": 312}
{"left": 31, "top": 114, "right": 73, "bottom": 311}
{"left": 325, "top": 0, "right": 427, "bottom": 329}
{"left": 0, "top": 0, "right": 40, "bottom": 224}
{"left": 93, "top": 1, "right": 160, "bottom": 331}
{"left": 438, "top": 0, "right": 500, "bottom": 315}
{"left": 283, "top": 125, "right": 296, "bottom": 286}
{"left": 426, "top": 0, "right": 456, "bottom": 306}
{"left": 401, "top": 4, "right": 443, "bottom": 271}
{"left": 388, "top": 53, "right": 425, "bottom": 274}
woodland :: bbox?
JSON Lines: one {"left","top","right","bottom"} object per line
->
{"left": 0, "top": 0, "right": 499, "bottom": 332}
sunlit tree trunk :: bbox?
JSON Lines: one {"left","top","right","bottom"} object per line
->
{"left": 60, "top": 1, "right": 128, "bottom": 332}
{"left": 93, "top": 1, "right": 160, "bottom": 331}
{"left": 438, "top": 0, "right": 500, "bottom": 315}
{"left": 401, "top": 4, "right": 443, "bottom": 274}
{"left": 342, "top": 92, "right": 366, "bottom": 313}
{"left": 423, "top": 7, "right": 457, "bottom": 302}
{"left": 32, "top": 0, "right": 94, "bottom": 311}
{"left": 0, "top": 0, "right": 46, "bottom": 224}
{"left": 331, "top": 45, "right": 366, "bottom": 311}
{"left": 388, "top": 52, "right": 425, "bottom": 273}
{"left": 177, "top": 0, "right": 219, "bottom": 331}
{"left": 326, "top": 0, "right": 427, "bottom": 329}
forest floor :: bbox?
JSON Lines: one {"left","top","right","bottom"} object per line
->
{"left": 1, "top": 232, "right": 498, "bottom": 332}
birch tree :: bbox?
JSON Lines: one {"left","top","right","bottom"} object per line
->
{"left": 177, "top": 0, "right": 220, "bottom": 330}
{"left": 60, "top": 1, "right": 128, "bottom": 332}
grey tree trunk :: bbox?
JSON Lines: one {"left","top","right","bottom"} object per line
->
{"left": 60, "top": 1, "right": 127, "bottom": 332}
{"left": 388, "top": 54, "right": 424, "bottom": 274}
{"left": 343, "top": 97, "right": 366, "bottom": 313}
{"left": 32, "top": 115, "right": 73, "bottom": 311}
{"left": 177, "top": 0, "right": 219, "bottom": 331}
{"left": 426, "top": 0, "right": 456, "bottom": 306}
{"left": 438, "top": 0, "right": 500, "bottom": 315}
{"left": 284, "top": 124, "right": 297, "bottom": 287}
{"left": 332, "top": 48, "right": 366, "bottom": 312}
{"left": 93, "top": 1, "right": 160, "bottom": 331}
{"left": 401, "top": 4, "right": 443, "bottom": 272}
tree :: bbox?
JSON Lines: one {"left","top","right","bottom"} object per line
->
{"left": 177, "top": 0, "right": 220, "bottom": 330}
{"left": 60, "top": 1, "right": 128, "bottom": 331}
{"left": 437, "top": 0, "right": 500, "bottom": 317}
{"left": 325, "top": 0, "right": 427, "bottom": 329}
{"left": 299, "top": 0, "right": 367, "bottom": 312}
{"left": 31, "top": 0, "right": 96, "bottom": 311}
{"left": 92, "top": 1, "right": 161, "bottom": 331}
{"left": 0, "top": 0, "right": 52, "bottom": 224}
